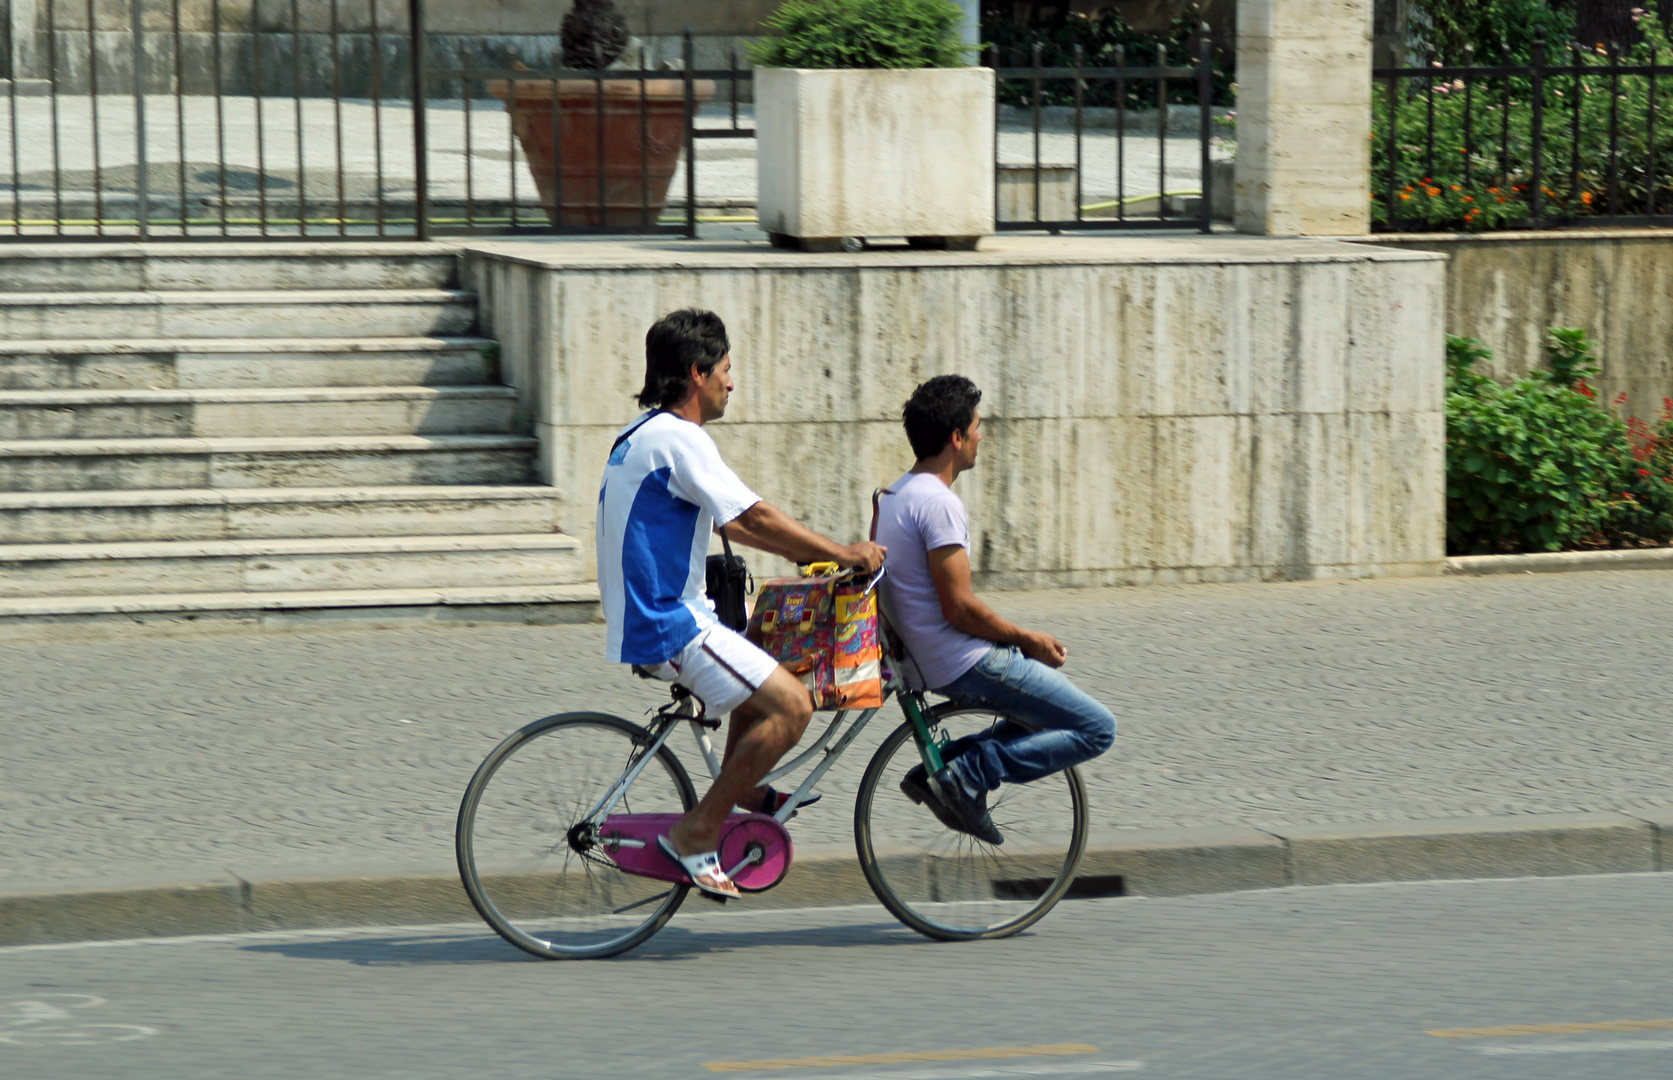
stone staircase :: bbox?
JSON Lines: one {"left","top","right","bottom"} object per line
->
{"left": 0, "top": 243, "right": 592, "bottom": 632}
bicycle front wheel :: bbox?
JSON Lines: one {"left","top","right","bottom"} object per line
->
{"left": 456, "top": 712, "right": 695, "bottom": 960}
{"left": 854, "top": 704, "right": 1089, "bottom": 941}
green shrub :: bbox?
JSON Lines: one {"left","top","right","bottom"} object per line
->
{"left": 1445, "top": 329, "right": 1673, "bottom": 553}
{"left": 1411, "top": 0, "right": 1576, "bottom": 64}
{"left": 749, "top": 0, "right": 967, "bottom": 70}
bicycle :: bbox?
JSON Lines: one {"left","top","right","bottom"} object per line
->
{"left": 454, "top": 588, "right": 1090, "bottom": 960}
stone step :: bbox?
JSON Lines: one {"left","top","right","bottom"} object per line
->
{"left": 0, "top": 434, "right": 537, "bottom": 491}
{"left": 0, "top": 486, "right": 559, "bottom": 543}
{"left": 0, "top": 242, "right": 460, "bottom": 293}
{"left": 0, "top": 533, "right": 585, "bottom": 598}
{"left": 0, "top": 386, "right": 521, "bottom": 439}
{"left": 0, "top": 583, "right": 600, "bottom": 633}
{"left": 0, "top": 290, "right": 477, "bottom": 340}
{"left": 0, "top": 337, "right": 500, "bottom": 390}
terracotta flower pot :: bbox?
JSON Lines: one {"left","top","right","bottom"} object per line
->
{"left": 489, "top": 78, "right": 714, "bottom": 228}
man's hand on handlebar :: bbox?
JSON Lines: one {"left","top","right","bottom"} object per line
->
{"left": 838, "top": 541, "right": 887, "bottom": 574}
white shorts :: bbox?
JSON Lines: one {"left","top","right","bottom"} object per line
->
{"left": 644, "top": 623, "right": 780, "bottom": 716}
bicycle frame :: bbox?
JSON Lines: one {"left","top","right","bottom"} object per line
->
{"left": 681, "top": 673, "right": 948, "bottom": 827}
{"left": 597, "top": 566, "right": 949, "bottom": 829}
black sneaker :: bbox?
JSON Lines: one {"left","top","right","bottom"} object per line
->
{"left": 931, "top": 766, "right": 1005, "bottom": 845}
{"left": 900, "top": 763, "right": 1005, "bottom": 845}
{"left": 899, "top": 764, "right": 964, "bottom": 833}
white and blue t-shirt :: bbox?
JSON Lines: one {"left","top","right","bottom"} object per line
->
{"left": 597, "top": 411, "right": 761, "bottom": 666}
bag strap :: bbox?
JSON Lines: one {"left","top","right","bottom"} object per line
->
{"left": 719, "top": 523, "right": 736, "bottom": 560}
{"left": 609, "top": 410, "right": 662, "bottom": 455}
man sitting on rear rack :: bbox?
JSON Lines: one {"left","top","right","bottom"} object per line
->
{"left": 873, "top": 375, "right": 1116, "bottom": 844}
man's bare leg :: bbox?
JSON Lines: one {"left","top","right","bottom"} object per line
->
{"left": 667, "top": 665, "right": 812, "bottom": 857}
{"left": 727, "top": 697, "right": 790, "bottom": 813}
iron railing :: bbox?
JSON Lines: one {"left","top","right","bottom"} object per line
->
{"left": 1, "top": 0, "right": 1219, "bottom": 241}
{"left": 420, "top": 34, "right": 753, "bottom": 239}
{"left": 0, "top": 0, "right": 750, "bottom": 240}
{"left": 990, "top": 32, "right": 1219, "bottom": 234}
{"left": 1375, "top": 38, "right": 1673, "bottom": 230}
{"left": 4, "top": 0, "right": 423, "bottom": 238}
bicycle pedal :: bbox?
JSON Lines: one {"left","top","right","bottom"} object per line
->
{"left": 697, "top": 891, "right": 730, "bottom": 905}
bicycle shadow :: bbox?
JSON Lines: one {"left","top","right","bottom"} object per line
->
{"left": 239, "top": 918, "right": 934, "bottom": 967}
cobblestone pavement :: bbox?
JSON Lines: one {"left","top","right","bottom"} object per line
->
{"left": 2, "top": 874, "right": 1671, "bottom": 1079}
{"left": 4, "top": 570, "right": 1673, "bottom": 894}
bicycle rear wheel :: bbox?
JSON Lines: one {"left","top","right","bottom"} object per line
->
{"left": 456, "top": 712, "right": 695, "bottom": 959}
{"left": 854, "top": 703, "right": 1089, "bottom": 941}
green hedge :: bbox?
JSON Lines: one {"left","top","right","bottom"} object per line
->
{"left": 750, "top": 0, "right": 967, "bottom": 70}
{"left": 1446, "top": 329, "right": 1673, "bottom": 553}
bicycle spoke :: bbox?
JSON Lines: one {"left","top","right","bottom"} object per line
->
{"left": 457, "top": 714, "right": 695, "bottom": 960}
{"left": 855, "top": 706, "right": 1088, "bottom": 941}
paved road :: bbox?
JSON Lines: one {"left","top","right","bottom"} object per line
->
{"left": 3, "top": 873, "right": 1670, "bottom": 1079}
{"left": 5, "top": 570, "right": 1673, "bottom": 895}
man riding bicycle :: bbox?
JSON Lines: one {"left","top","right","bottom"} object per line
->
{"left": 596, "top": 309, "right": 884, "bottom": 899}
{"left": 874, "top": 375, "right": 1116, "bottom": 843}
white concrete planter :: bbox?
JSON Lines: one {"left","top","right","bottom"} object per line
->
{"left": 755, "top": 67, "right": 996, "bottom": 249}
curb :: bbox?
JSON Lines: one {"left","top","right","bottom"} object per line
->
{"left": 1448, "top": 548, "right": 1673, "bottom": 575}
{"left": 5, "top": 810, "right": 1669, "bottom": 947}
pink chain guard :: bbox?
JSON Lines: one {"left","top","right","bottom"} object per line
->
{"left": 599, "top": 811, "right": 793, "bottom": 892}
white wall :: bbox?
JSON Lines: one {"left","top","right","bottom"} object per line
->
{"left": 462, "top": 234, "right": 1447, "bottom": 589}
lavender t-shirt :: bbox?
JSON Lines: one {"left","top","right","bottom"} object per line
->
{"left": 874, "top": 472, "right": 992, "bottom": 691}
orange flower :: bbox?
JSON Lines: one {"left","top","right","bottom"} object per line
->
{"left": 1450, "top": 184, "right": 1462, "bottom": 191}
{"left": 1400, "top": 192, "right": 1412, "bottom": 200}
{"left": 1582, "top": 191, "right": 1594, "bottom": 205}
{"left": 1426, "top": 187, "right": 1442, "bottom": 196}
{"left": 1488, "top": 186, "right": 1501, "bottom": 194}
{"left": 1463, "top": 195, "right": 1474, "bottom": 202}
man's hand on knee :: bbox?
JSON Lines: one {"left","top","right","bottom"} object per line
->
{"left": 1019, "top": 631, "right": 1067, "bottom": 668}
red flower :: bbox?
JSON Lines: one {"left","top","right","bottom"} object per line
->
{"left": 1641, "top": 468, "right": 1652, "bottom": 477}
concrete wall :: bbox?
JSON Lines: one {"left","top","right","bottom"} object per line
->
{"left": 459, "top": 235, "right": 1447, "bottom": 589}
{"left": 1364, "top": 230, "right": 1673, "bottom": 423}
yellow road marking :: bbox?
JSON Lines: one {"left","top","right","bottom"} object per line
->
{"left": 1429, "top": 1018, "right": 1673, "bottom": 1039}
{"left": 703, "top": 1043, "right": 1099, "bottom": 1072}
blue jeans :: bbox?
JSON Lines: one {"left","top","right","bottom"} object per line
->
{"left": 934, "top": 644, "right": 1117, "bottom": 792}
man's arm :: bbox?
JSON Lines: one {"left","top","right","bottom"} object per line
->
{"left": 723, "top": 501, "right": 885, "bottom": 572}
{"left": 927, "top": 545, "right": 1067, "bottom": 668}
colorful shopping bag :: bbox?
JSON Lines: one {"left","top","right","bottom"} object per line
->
{"left": 745, "top": 567, "right": 884, "bottom": 710}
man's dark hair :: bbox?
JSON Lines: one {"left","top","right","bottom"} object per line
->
{"left": 902, "top": 374, "right": 982, "bottom": 460}
{"left": 637, "top": 309, "right": 730, "bottom": 409}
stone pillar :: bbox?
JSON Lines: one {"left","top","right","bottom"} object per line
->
{"left": 1235, "top": 0, "right": 1372, "bottom": 236}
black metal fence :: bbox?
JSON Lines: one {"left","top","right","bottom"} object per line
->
{"left": 991, "top": 36, "right": 1218, "bottom": 234}
{"left": 1375, "top": 38, "right": 1673, "bottom": 231}
{"left": 0, "top": 0, "right": 746, "bottom": 240}
{"left": 4, "top": 0, "right": 427, "bottom": 238}
{"left": 0, "top": 0, "right": 1219, "bottom": 241}
{"left": 418, "top": 15, "right": 753, "bottom": 239}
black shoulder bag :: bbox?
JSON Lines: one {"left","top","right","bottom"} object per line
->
{"left": 706, "top": 526, "right": 752, "bottom": 633}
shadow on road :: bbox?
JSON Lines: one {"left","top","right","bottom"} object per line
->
{"left": 239, "top": 917, "right": 933, "bottom": 966}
